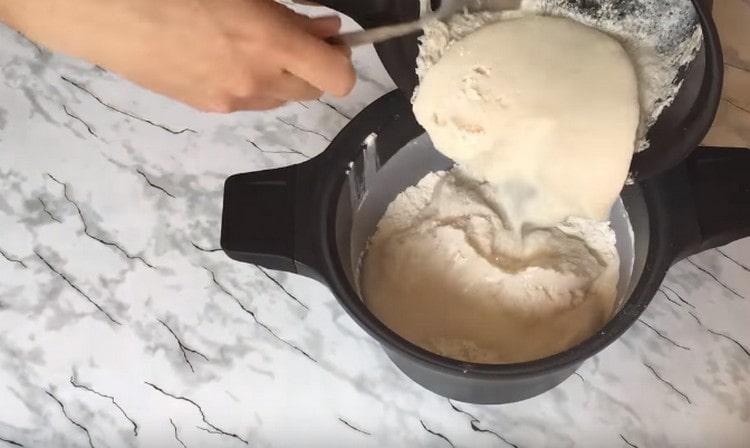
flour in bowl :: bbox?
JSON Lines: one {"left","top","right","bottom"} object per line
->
{"left": 360, "top": 169, "right": 620, "bottom": 363}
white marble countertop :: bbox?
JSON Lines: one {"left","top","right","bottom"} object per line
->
{"left": 1, "top": 11, "right": 749, "bottom": 448}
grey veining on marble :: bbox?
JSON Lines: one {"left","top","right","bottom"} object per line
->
{"left": 1, "top": 8, "right": 749, "bottom": 448}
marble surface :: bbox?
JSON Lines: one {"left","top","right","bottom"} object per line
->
{"left": 1, "top": 4, "right": 749, "bottom": 448}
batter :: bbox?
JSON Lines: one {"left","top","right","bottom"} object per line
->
{"left": 361, "top": 15, "right": 639, "bottom": 363}
{"left": 413, "top": 15, "right": 640, "bottom": 227}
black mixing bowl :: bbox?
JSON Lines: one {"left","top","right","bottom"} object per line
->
{"left": 221, "top": 92, "right": 750, "bottom": 403}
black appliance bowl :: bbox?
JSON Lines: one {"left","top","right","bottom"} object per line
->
{"left": 221, "top": 92, "right": 750, "bottom": 403}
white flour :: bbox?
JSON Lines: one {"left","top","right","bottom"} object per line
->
{"left": 416, "top": 0, "right": 703, "bottom": 151}
{"left": 361, "top": 170, "right": 620, "bottom": 363}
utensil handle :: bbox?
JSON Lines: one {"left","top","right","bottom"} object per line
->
{"left": 327, "top": 21, "right": 426, "bottom": 47}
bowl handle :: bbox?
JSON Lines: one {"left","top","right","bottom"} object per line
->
{"left": 685, "top": 146, "right": 750, "bottom": 253}
{"left": 652, "top": 146, "right": 750, "bottom": 260}
{"left": 220, "top": 160, "right": 325, "bottom": 280}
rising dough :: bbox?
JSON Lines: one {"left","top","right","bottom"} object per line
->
{"left": 413, "top": 15, "right": 639, "bottom": 227}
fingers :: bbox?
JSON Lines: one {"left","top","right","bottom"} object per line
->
{"left": 302, "top": 16, "right": 352, "bottom": 61}
{"left": 306, "top": 17, "right": 352, "bottom": 57}
{"left": 256, "top": 3, "right": 355, "bottom": 97}
{"left": 277, "top": 13, "right": 355, "bottom": 97}
{"left": 281, "top": 34, "right": 356, "bottom": 97}
{"left": 228, "top": 96, "right": 285, "bottom": 111}
{"left": 216, "top": 72, "right": 320, "bottom": 111}
{"left": 207, "top": 2, "right": 354, "bottom": 110}
{"left": 268, "top": 71, "right": 322, "bottom": 101}
{"left": 335, "top": 43, "right": 352, "bottom": 59}
{"left": 291, "top": 13, "right": 352, "bottom": 58}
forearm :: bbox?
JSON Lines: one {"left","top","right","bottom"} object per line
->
{"left": 0, "top": 0, "right": 34, "bottom": 31}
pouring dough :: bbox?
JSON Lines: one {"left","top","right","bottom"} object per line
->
{"left": 413, "top": 14, "right": 639, "bottom": 227}
{"left": 362, "top": 15, "right": 638, "bottom": 363}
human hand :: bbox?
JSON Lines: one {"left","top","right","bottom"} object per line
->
{"left": 0, "top": 0, "right": 356, "bottom": 111}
